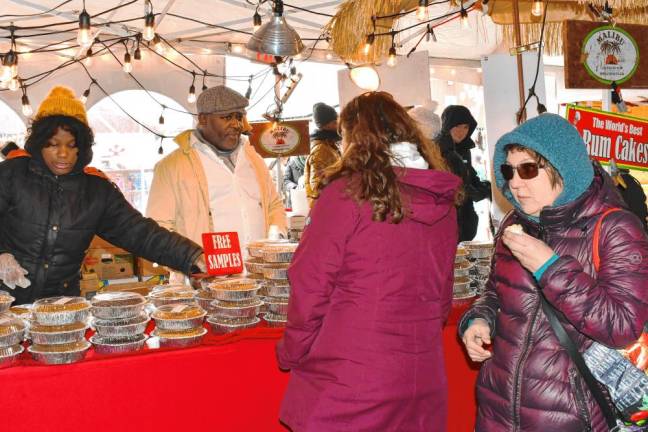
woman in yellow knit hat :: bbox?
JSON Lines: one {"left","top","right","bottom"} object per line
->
{"left": 0, "top": 86, "right": 205, "bottom": 304}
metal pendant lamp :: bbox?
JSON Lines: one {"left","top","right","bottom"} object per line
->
{"left": 246, "top": 0, "right": 304, "bottom": 57}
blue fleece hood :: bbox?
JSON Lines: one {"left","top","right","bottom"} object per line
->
{"left": 494, "top": 113, "right": 594, "bottom": 212}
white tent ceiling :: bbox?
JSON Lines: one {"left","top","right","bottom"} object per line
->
{"left": 0, "top": 0, "right": 501, "bottom": 119}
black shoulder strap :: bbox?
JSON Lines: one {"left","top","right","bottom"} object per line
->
{"left": 539, "top": 296, "right": 619, "bottom": 430}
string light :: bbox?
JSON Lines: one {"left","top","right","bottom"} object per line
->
{"left": 158, "top": 137, "right": 164, "bottom": 155}
{"left": 158, "top": 106, "right": 165, "bottom": 125}
{"left": 84, "top": 47, "right": 93, "bottom": 66}
{"left": 152, "top": 34, "right": 165, "bottom": 55}
{"left": 133, "top": 35, "right": 142, "bottom": 60}
{"left": 1, "top": 51, "right": 17, "bottom": 83}
{"left": 143, "top": 1, "right": 156, "bottom": 41}
{"left": 363, "top": 34, "right": 375, "bottom": 56}
{"left": 123, "top": 51, "right": 132, "bottom": 73}
{"left": 8, "top": 76, "right": 20, "bottom": 92}
{"left": 531, "top": 0, "right": 544, "bottom": 17}
{"left": 201, "top": 71, "right": 208, "bottom": 91}
{"left": 77, "top": 3, "right": 92, "bottom": 48}
{"left": 21, "top": 85, "right": 32, "bottom": 117}
{"left": 416, "top": 0, "right": 429, "bottom": 21}
{"left": 187, "top": 72, "right": 197, "bottom": 103}
{"left": 80, "top": 87, "right": 90, "bottom": 104}
{"left": 427, "top": 24, "right": 437, "bottom": 42}
{"left": 387, "top": 32, "right": 397, "bottom": 67}
{"left": 245, "top": 75, "right": 253, "bottom": 99}
{"left": 253, "top": 10, "right": 262, "bottom": 32}
{"left": 460, "top": 3, "right": 470, "bottom": 29}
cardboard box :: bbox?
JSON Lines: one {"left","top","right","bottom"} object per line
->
{"left": 89, "top": 236, "right": 128, "bottom": 253}
{"left": 136, "top": 257, "right": 170, "bottom": 278}
{"left": 83, "top": 247, "right": 134, "bottom": 280}
{"left": 79, "top": 276, "right": 164, "bottom": 299}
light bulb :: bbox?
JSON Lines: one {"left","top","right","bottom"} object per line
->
{"left": 0, "top": 66, "right": 12, "bottom": 83}
{"left": 387, "top": 46, "right": 397, "bottom": 67}
{"left": 460, "top": 9, "right": 470, "bottom": 29}
{"left": 363, "top": 34, "right": 374, "bottom": 56}
{"left": 187, "top": 84, "right": 196, "bottom": 103}
{"left": 531, "top": 0, "right": 543, "bottom": 17}
{"left": 232, "top": 44, "right": 244, "bottom": 54}
{"left": 123, "top": 53, "right": 132, "bottom": 73}
{"left": 143, "top": 13, "right": 155, "bottom": 41}
{"left": 152, "top": 35, "right": 165, "bottom": 55}
{"left": 253, "top": 11, "right": 262, "bottom": 32}
{"left": 134, "top": 47, "right": 142, "bottom": 60}
{"left": 349, "top": 66, "right": 380, "bottom": 91}
{"left": 9, "top": 78, "right": 20, "bottom": 92}
{"left": 416, "top": 0, "right": 429, "bottom": 21}
{"left": 80, "top": 88, "right": 90, "bottom": 104}
{"left": 21, "top": 95, "right": 32, "bottom": 116}
{"left": 325, "top": 52, "right": 333, "bottom": 60}
{"left": 77, "top": 10, "right": 92, "bottom": 47}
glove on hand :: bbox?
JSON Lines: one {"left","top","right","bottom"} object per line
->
{"left": 0, "top": 253, "right": 31, "bottom": 289}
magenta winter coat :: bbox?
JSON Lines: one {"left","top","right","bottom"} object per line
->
{"left": 277, "top": 168, "right": 461, "bottom": 432}
{"left": 459, "top": 165, "right": 648, "bottom": 431}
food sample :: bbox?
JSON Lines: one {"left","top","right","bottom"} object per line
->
{"left": 30, "top": 340, "right": 89, "bottom": 353}
{"left": 33, "top": 297, "right": 90, "bottom": 313}
{"left": 506, "top": 224, "right": 524, "bottom": 234}
{"left": 153, "top": 304, "right": 205, "bottom": 320}
{"left": 91, "top": 292, "right": 145, "bottom": 307}
{"left": 0, "top": 291, "right": 15, "bottom": 313}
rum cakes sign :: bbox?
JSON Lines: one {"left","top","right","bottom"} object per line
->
{"left": 564, "top": 21, "right": 648, "bottom": 89}
{"left": 582, "top": 26, "right": 639, "bottom": 85}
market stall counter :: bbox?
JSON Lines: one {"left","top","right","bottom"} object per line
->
{"left": 0, "top": 317, "right": 479, "bottom": 432}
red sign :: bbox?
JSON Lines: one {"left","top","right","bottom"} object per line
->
{"left": 201, "top": 232, "right": 243, "bottom": 276}
{"left": 565, "top": 105, "right": 648, "bottom": 171}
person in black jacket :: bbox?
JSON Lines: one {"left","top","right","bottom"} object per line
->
{"left": 0, "top": 86, "right": 205, "bottom": 304}
{"left": 434, "top": 105, "right": 491, "bottom": 242}
{"left": 610, "top": 160, "right": 648, "bottom": 231}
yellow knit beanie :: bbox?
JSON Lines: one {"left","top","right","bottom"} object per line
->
{"left": 35, "top": 86, "right": 88, "bottom": 126}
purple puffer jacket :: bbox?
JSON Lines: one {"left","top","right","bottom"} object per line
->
{"left": 460, "top": 165, "right": 648, "bottom": 432}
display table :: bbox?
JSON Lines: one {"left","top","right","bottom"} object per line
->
{"left": 0, "top": 315, "right": 479, "bottom": 432}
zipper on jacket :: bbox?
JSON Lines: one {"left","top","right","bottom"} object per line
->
{"left": 569, "top": 368, "right": 592, "bottom": 431}
{"left": 511, "top": 300, "right": 540, "bottom": 432}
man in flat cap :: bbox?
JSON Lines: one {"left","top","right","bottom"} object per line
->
{"left": 304, "top": 102, "right": 341, "bottom": 207}
{"left": 147, "top": 85, "right": 286, "bottom": 279}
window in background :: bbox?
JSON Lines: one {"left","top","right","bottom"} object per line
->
{"left": 0, "top": 100, "right": 26, "bottom": 146}
{"left": 87, "top": 90, "right": 193, "bottom": 213}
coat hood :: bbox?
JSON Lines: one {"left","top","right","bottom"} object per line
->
{"left": 436, "top": 105, "right": 478, "bottom": 155}
{"left": 310, "top": 128, "right": 341, "bottom": 142}
{"left": 396, "top": 167, "right": 460, "bottom": 226}
{"left": 494, "top": 113, "right": 595, "bottom": 212}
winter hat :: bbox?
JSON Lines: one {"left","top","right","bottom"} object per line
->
{"left": 494, "top": 113, "right": 594, "bottom": 209}
{"left": 312, "top": 103, "right": 337, "bottom": 128}
{"left": 35, "top": 86, "right": 88, "bottom": 125}
{"left": 197, "top": 85, "right": 248, "bottom": 115}
{"left": 409, "top": 106, "right": 441, "bottom": 139}
{"left": 440, "top": 105, "right": 477, "bottom": 135}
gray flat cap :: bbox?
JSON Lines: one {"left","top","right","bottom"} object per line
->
{"left": 197, "top": 85, "right": 249, "bottom": 115}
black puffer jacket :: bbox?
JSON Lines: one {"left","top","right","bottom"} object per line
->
{"left": 0, "top": 157, "right": 202, "bottom": 304}
{"left": 435, "top": 105, "right": 491, "bottom": 242}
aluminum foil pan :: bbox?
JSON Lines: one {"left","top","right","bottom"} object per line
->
{"left": 10, "top": 303, "right": 32, "bottom": 318}
{"left": 93, "top": 313, "right": 149, "bottom": 337}
{"left": 195, "top": 289, "right": 218, "bottom": 314}
{"left": 246, "top": 239, "right": 292, "bottom": 258}
{"left": 29, "top": 339, "right": 91, "bottom": 365}
{"left": 0, "top": 290, "right": 15, "bottom": 314}
{"left": 262, "top": 244, "right": 298, "bottom": 263}
{"left": 455, "top": 247, "right": 469, "bottom": 263}
{"left": 207, "top": 316, "right": 260, "bottom": 334}
{"left": 264, "top": 298, "right": 289, "bottom": 316}
{"left": 261, "top": 263, "right": 290, "bottom": 280}
{"left": 0, "top": 344, "right": 24, "bottom": 369}
{"left": 147, "top": 286, "right": 197, "bottom": 308}
{"left": 29, "top": 321, "right": 88, "bottom": 345}
{"left": 263, "top": 313, "right": 287, "bottom": 328}
{"left": 209, "top": 298, "right": 263, "bottom": 320}
{"left": 32, "top": 296, "right": 91, "bottom": 325}
{"left": 463, "top": 241, "right": 494, "bottom": 260}
{"left": 264, "top": 282, "right": 290, "bottom": 299}
{"left": 244, "top": 258, "right": 267, "bottom": 275}
{"left": 90, "top": 334, "right": 147, "bottom": 355}
{"left": 152, "top": 304, "right": 206, "bottom": 331}
{"left": 454, "top": 261, "right": 473, "bottom": 279}
{"left": 207, "top": 314, "right": 259, "bottom": 325}
{"left": 0, "top": 313, "right": 26, "bottom": 347}
{"left": 152, "top": 327, "right": 207, "bottom": 348}
{"left": 204, "top": 278, "right": 261, "bottom": 302}
{"left": 91, "top": 292, "right": 147, "bottom": 320}
{"left": 453, "top": 276, "right": 472, "bottom": 296}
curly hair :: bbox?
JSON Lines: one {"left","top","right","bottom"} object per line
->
{"left": 25, "top": 115, "right": 95, "bottom": 172}
{"left": 320, "top": 91, "right": 459, "bottom": 224}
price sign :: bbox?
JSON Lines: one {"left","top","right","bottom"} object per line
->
{"left": 201, "top": 232, "right": 244, "bottom": 276}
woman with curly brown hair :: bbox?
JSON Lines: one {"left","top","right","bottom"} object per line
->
{"left": 277, "top": 91, "right": 462, "bottom": 432}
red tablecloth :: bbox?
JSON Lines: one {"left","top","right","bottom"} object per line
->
{"left": 0, "top": 315, "right": 479, "bottom": 432}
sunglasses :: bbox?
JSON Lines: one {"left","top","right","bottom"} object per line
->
{"left": 500, "top": 162, "right": 545, "bottom": 181}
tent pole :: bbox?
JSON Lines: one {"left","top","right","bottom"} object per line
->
{"left": 512, "top": 0, "right": 527, "bottom": 123}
